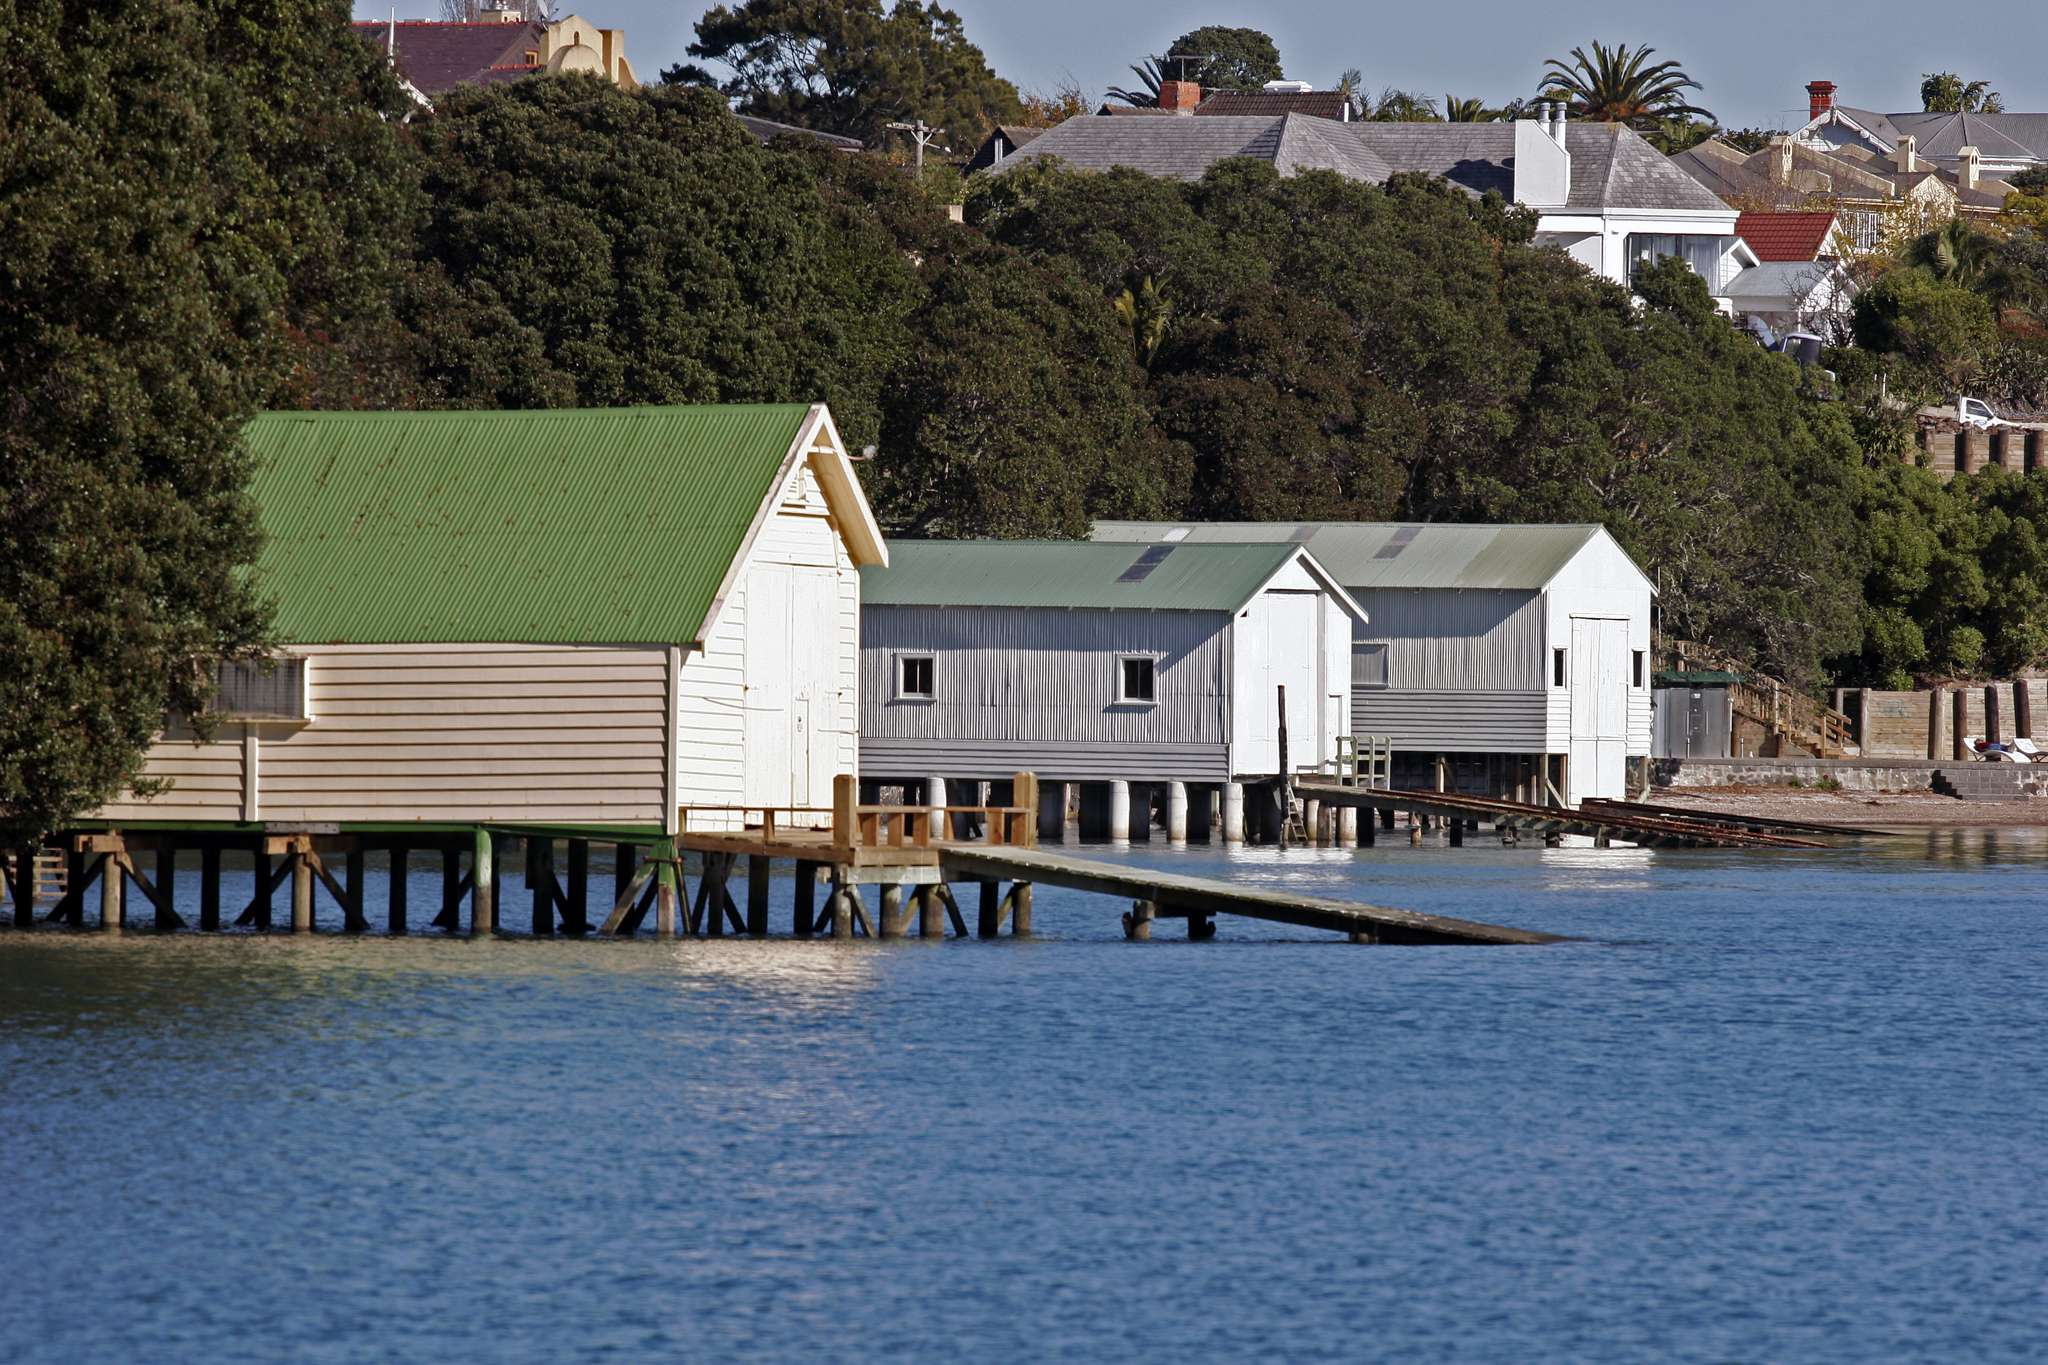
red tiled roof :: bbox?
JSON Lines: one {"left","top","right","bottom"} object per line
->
{"left": 353, "top": 21, "right": 543, "bottom": 95}
{"left": 1736, "top": 211, "right": 1839, "bottom": 261}
{"left": 1196, "top": 90, "right": 1352, "bottom": 120}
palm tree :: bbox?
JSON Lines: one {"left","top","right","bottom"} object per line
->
{"left": 1105, "top": 58, "right": 1164, "bottom": 109}
{"left": 1921, "top": 73, "right": 2004, "bottom": 114}
{"left": 1540, "top": 41, "right": 1713, "bottom": 128}
{"left": 1909, "top": 217, "right": 1997, "bottom": 288}
{"left": 1366, "top": 88, "right": 1440, "bottom": 122}
{"left": 1443, "top": 95, "right": 1493, "bottom": 123}
{"left": 1114, "top": 276, "right": 1172, "bottom": 368}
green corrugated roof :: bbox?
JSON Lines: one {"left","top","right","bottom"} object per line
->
{"left": 1093, "top": 521, "right": 1639, "bottom": 591}
{"left": 861, "top": 540, "right": 1301, "bottom": 611}
{"left": 246, "top": 405, "right": 811, "bottom": 644}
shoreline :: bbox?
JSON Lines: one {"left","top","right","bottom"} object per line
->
{"left": 1652, "top": 786, "right": 2048, "bottom": 829}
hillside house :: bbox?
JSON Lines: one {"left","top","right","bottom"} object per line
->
{"left": 356, "top": 4, "right": 635, "bottom": 109}
{"left": 997, "top": 94, "right": 1756, "bottom": 309}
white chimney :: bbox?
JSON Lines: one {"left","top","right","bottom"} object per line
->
{"left": 1895, "top": 135, "right": 1917, "bottom": 173}
{"left": 1771, "top": 134, "right": 1794, "bottom": 184}
{"left": 1515, "top": 108, "right": 1572, "bottom": 207}
{"left": 1552, "top": 102, "right": 1568, "bottom": 147}
{"left": 1959, "top": 145, "right": 1981, "bottom": 189}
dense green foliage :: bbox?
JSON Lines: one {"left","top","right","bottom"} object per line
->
{"left": 1163, "top": 26, "right": 1284, "bottom": 91}
{"left": 675, "top": 0, "right": 1020, "bottom": 143}
{"left": 0, "top": 0, "right": 410, "bottom": 835}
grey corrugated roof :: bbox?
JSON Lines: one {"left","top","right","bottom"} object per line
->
{"left": 1091, "top": 521, "right": 1637, "bottom": 591}
{"left": 734, "top": 115, "right": 864, "bottom": 151}
{"left": 1723, "top": 260, "right": 1842, "bottom": 302}
{"left": 863, "top": 540, "right": 1311, "bottom": 611}
{"left": 997, "top": 113, "right": 1727, "bottom": 211}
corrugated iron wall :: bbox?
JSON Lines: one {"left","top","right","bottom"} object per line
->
{"left": 1347, "top": 587, "right": 1545, "bottom": 691}
{"left": 860, "top": 605, "right": 1229, "bottom": 746}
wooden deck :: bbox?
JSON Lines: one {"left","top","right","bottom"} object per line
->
{"left": 936, "top": 846, "right": 1560, "bottom": 945}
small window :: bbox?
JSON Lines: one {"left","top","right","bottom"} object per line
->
{"left": 525, "top": 49, "right": 540, "bottom": 66}
{"left": 1117, "top": 655, "right": 1156, "bottom": 703}
{"left": 1553, "top": 648, "right": 1567, "bottom": 688}
{"left": 212, "top": 657, "right": 308, "bottom": 721}
{"left": 1633, "top": 650, "right": 1646, "bottom": 688}
{"left": 897, "top": 654, "right": 934, "bottom": 700}
{"left": 1354, "top": 641, "right": 1389, "bottom": 689}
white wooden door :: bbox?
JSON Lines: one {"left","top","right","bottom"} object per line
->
{"left": 1266, "top": 592, "right": 1319, "bottom": 774}
{"left": 1568, "top": 617, "right": 1628, "bottom": 803}
{"left": 792, "top": 572, "right": 839, "bottom": 807}
{"left": 742, "top": 565, "right": 793, "bottom": 807}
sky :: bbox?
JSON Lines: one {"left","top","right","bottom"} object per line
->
{"left": 356, "top": 0, "right": 2041, "bottom": 130}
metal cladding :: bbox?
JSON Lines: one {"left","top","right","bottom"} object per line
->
{"left": 1093, "top": 521, "right": 1646, "bottom": 593}
{"left": 861, "top": 540, "right": 1303, "bottom": 612}
{"left": 244, "top": 404, "right": 815, "bottom": 646}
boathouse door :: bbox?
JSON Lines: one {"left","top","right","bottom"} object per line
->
{"left": 1567, "top": 616, "right": 1628, "bottom": 803}
{"left": 742, "top": 565, "right": 841, "bottom": 809}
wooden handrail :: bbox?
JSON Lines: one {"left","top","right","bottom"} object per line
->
{"left": 682, "top": 774, "right": 1041, "bottom": 852}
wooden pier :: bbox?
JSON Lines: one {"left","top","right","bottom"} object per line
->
{"left": 1577, "top": 798, "right": 1886, "bottom": 839}
{"left": 1291, "top": 781, "right": 1832, "bottom": 850}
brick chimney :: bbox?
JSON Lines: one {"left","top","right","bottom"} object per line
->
{"left": 1806, "top": 80, "right": 1836, "bottom": 121}
{"left": 1158, "top": 80, "right": 1201, "bottom": 114}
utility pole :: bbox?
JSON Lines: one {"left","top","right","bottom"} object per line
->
{"left": 884, "top": 119, "right": 948, "bottom": 179}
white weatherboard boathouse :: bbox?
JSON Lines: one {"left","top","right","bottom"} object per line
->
{"left": 95, "top": 403, "right": 885, "bottom": 836}
{"left": 859, "top": 540, "right": 1365, "bottom": 841}
{"left": 1095, "top": 523, "right": 1655, "bottom": 806}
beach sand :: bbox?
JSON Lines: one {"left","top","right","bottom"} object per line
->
{"left": 1653, "top": 786, "right": 2048, "bottom": 828}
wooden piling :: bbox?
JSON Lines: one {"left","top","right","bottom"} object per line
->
{"left": 829, "top": 867, "right": 854, "bottom": 939}
{"left": 291, "top": 846, "right": 313, "bottom": 933}
{"left": 654, "top": 853, "right": 678, "bottom": 938}
{"left": 154, "top": 847, "right": 177, "bottom": 932}
{"left": 1011, "top": 881, "right": 1033, "bottom": 937}
{"left": 746, "top": 855, "right": 770, "bottom": 936}
{"left": 251, "top": 841, "right": 273, "bottom": 931}
{"left": 388, "top": 845, "right": 408, "bottom": 934}
{"left": 919, "top": 883, "right": 946, "bottom": 938}
{"left": 530, "top": 838, "right": 554, "bottom": 936}
{"left": 1188, "top": 911, "right": 1215, "bottom": 941}
{"left": 438, "top": 848, "right": 461, "bottom": 931}
{"left": 1986, "top": 684, "right": 2003, "bottom": 745}
{"left": 1928, "top": 687, "right": 1945, "bottom": 760}
{"left": 345, "top": 846, "right": 366, "bottom": 931}
{"left": 879, "top": 883, "right": 908, "bottom": 938}
{"left": 565, "top": 840, "right": 589, "bottom": 934}
{"left": 1123, "top": 899, "right": 1154, "bottom": 941}
{"left": 14, "top": 845, "right": 38, "bottom": 927}
{"left": 2018, "top": 679, "right": 2035, "bottom": 740}
{"left": 100, "top": 851, "right": 125, "bottom": 931}
{"left": 978, "top": 879, "right": 1000, "bottom": 938}
{"left": 470, "top": 827, "right": 495, "bottom": 935}
{"left": 1953, "top": 688, "right": 1967, "bottom": 760}
{"left": 793, "top": 860, "right": 818, "bottom": 938}
{"left": 613, "top": 842, "right": 638, "bottom": 911}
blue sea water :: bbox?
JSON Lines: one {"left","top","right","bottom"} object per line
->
{"left": 3, "top": 830, "right": 2046, "bottom": 1362}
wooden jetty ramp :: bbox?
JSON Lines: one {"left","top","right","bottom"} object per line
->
{"left": 1292, "top": 781, "right": 1831, "bottom": 850}
{"left": 664, "top": 774, "right": 1559, "bottom": 946}
{"left": 1577, "top": 798, "right": 1887, "bottom": 839}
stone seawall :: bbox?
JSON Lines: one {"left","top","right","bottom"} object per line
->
{"left": 1653, "top": 758, "right": 1942, "bottom": 792}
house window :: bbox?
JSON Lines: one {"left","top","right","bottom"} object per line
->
{"left": 525, "top": 50, "right": 540, "bottom": 66}
{"left": 1844, "top": 210, "right": 1880, "bottom": 252}
{"left": 1354, "top": 641, "right": 1390, "bottom": 689}
{"left": 1626, "top": 233, "right": 1720, "bottom": 283}
{"left": 1117, "top": 655, "right": 1156, "bottom": 704}
{"left": 897, "top": 655, "right": 934, "bottom": 700}
{"left": 1553, "top": 648, "right": 1567, "bottom": 688}
{"left": 212, "top": 657, "right": 308, "bottom": 721}
{"left": 1633, "top": 650, "right": 1646, "bottom": 688}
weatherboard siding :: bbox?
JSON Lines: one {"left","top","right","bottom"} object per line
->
{"left": 861, "top": 738, "right": 1230, "bottom": 783}
{"left": 95, "top": 732, "right": 247, "bottom": 823}
{"left": 1350, "top": 692, "right": 1549, "bottom": 753}
{"left": 674, "top": 457, "right": 859, "bottom": 827}
{"left": 861, "top": 605, "right": 1231, "bottom": 749}
{"left": 264, "top": 645, "right": 669, "bottom": 824}
{"left": 1347, "top": 588, "right": 1545, "bottom": 692}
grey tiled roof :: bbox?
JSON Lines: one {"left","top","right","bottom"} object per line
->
{"left": 1888, "top": 111, "right": 2042, "bottom": 160}
{"left": 1669, "top": 143, "right": 1806, "bottom": 209}
{"left": 996, "top": 114, "right": 1729, "bottom": 212}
